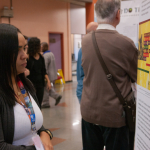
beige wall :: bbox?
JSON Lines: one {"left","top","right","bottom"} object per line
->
{"left": 0, "top": 0, "right": 72, "bottom": 81}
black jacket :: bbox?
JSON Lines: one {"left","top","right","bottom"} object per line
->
{"left": 26, "top": 54, "right": 47, "bottom": 87}
{"left": 0, "top": 79, "right": 50, "bottom": 150}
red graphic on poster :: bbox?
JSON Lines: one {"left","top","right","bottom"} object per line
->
{"left": 143, "top": 53, "right": 149, "bottom": 57}
{"left": 146, "top": 63, "right": 150, "bottom": 67}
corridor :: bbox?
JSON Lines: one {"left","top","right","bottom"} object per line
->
{"left": 42, "top": 81, "right": 82, "bottom": 150}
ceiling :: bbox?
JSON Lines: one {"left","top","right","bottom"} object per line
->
{"left": 57, "top": 0, "right": 86, "bottom": 6}
{"left": 58, "top": 0, "right": 133, "bottom": 6}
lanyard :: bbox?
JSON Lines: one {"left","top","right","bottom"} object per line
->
{"left": 16, "top": 78, "right": 36, "bottom": 131}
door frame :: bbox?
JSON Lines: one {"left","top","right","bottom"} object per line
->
{"left": 48, "top": 32, "right": 64, "bottom": 77}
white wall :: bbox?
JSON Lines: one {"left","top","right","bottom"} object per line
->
{"left": 70, "top": 4, "right": 86, "bottom": 34}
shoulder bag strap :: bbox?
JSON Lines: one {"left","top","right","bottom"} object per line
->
{"left": 92, "top": 31, "right": 126, "bottom": 106}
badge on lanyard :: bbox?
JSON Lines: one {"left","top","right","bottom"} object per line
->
{"left": 16, "top": 78, "right": 45, "bottom": 149}
{"left": 17, "top": 78, "right": 36, "bottom": 131}
{"left": 32, "top": 135, "right": 45, "bottom": 150}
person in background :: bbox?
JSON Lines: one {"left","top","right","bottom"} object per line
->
{"left": 81, "top": 0, "right": 138, "bottom": 150}
{"left": 41, "top": 42, "right": 62, "bottom": 108}
{"left": 26, "top": 38, "right": 51, "bottom": 109}
{"left": 0, "top": 23, "right": 53, "bottom": 150}
{"left": 76, "top": 22, "right": 98, "bottom": 103}
{"left": 76, "top": 22, "right": 98, "bottom": 150}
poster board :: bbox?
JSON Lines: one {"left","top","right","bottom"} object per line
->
{"left": 116, "top": 0, "right": 140, "bottom": 48}
{"left": 94, "top": 1, "right": 140, "bottom": 47}
{"left": 135, "top": 0, "right": 150, "bottom": 149}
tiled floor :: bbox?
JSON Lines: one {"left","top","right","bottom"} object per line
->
{"left": 42, "top": 80, "right": 82, "bottom": 150}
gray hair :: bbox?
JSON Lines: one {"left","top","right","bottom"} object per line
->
{"left": 95, "top": 0, "right": 121, "bottom": 23}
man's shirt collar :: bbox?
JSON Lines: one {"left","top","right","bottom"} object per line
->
{"left": 97, "top": 24, "right": 116, "bottom": 31}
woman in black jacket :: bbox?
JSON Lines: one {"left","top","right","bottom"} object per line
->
{"left": 26, "top": 38, "right": 51, "bottom": 109}
{"left": 0, "top": 24, "right": 53, "bottom": 150}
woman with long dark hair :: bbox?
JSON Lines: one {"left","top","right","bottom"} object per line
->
{"left": 27, "top": 37, "right": 51, "bottom": 109}
{"left": 0, "top": 23, "right": 53, "bottom": 150}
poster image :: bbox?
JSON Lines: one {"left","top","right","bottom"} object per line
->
{"left": 116, "top": 1, "right": 140, "bottom": 48}
{"left": 135, "top": 1, "right": 150, "bottom": 149}
{"left": 137, "top": 20, "right": 150, "bottom": 90}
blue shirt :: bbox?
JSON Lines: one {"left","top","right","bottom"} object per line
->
{"left": 76, "top": 48, "right": 84, "bottom": 103}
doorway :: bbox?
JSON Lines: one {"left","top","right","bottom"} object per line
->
{"left": 48, "top": 33, "right": 64, "bottom": 76}
{"left": 71, "top": 34, "right": 85, "bottom": 82}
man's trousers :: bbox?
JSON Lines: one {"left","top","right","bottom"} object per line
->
{"left": 42, "top": 84, "right": 60, "bottom": 107}
{"left": 82, "top": 119, "right": 129, "bottom": 150}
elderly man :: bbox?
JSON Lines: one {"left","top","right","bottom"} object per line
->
{"left": 76, "top": 22, "right": 98, "bottom": 103}
{"left": 81, "top": 0, "right": 138, "bottom": 150}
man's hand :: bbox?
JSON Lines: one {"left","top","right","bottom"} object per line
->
{"left": 40, "top": 131, "right": 53, "bottom": 150}
{"left": 47, "top": 81, "right": 51, "bottom": 91}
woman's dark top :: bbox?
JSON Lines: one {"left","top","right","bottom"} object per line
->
{"left": 27, "top": 54, "right": 47, "bottom": 88}
{"left": 0, "top": 78, "right": 52, "bottom": 150}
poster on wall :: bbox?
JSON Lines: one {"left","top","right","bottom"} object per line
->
{"left": 135, "top": 0, "right": 150, "bottom": 149}
{"left": 116, "top": 0, "right": 140, "bottom": 48}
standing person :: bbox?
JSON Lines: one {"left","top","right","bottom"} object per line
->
{"left": 81, "top": 0, "right": 138, "bottom": 150}
{"left": 76, "top": 22, "right": 98, "bottom": 150}
{"left": 41, "top": 42, "right": 62, "bottom": 108}
{"left": 0, "top": 23, "right": 53, "bottom": 150}
{"left": 76, "top": 22, "right": 98, "bottom": 103}
{"left": 27, "top": 38, "right": 51, "bottom": 109}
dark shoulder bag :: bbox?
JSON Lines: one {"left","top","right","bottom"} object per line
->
{"left": 92, "top": 31, "right": 136, "bottom": 132}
